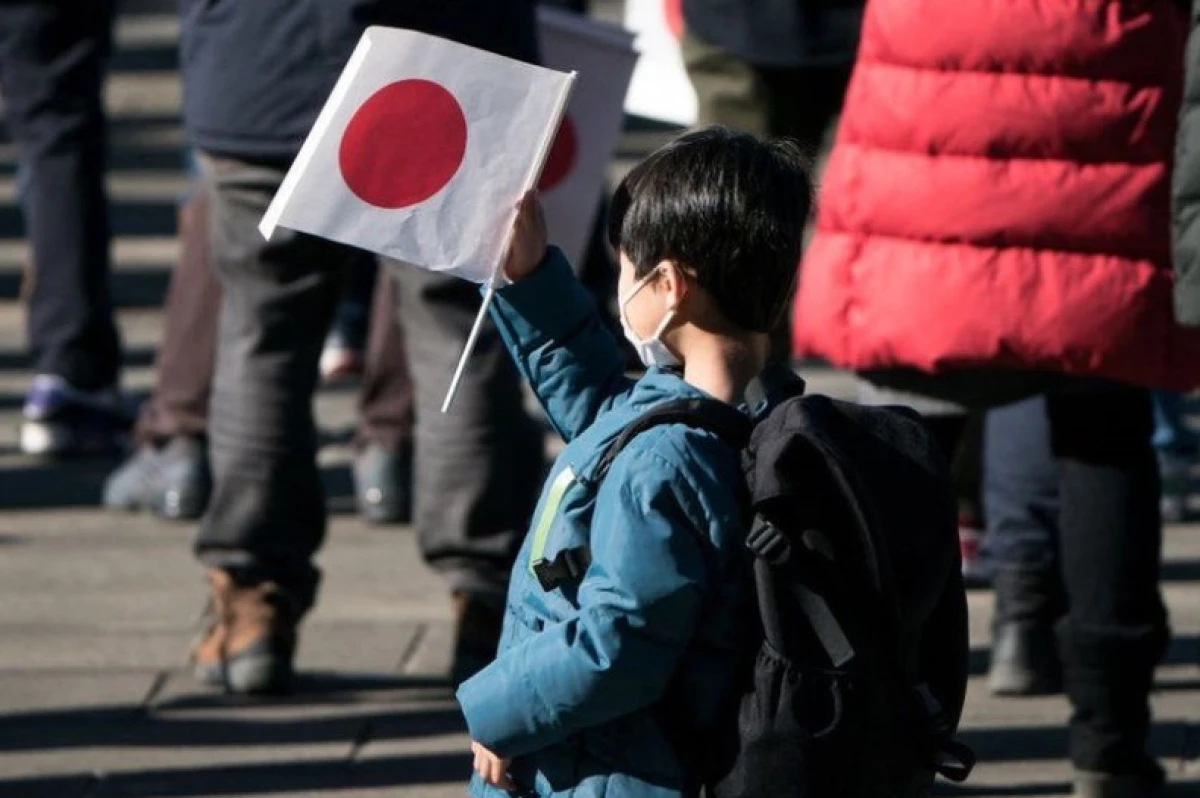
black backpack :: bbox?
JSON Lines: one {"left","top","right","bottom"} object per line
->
{"left": 587, "top": 379, "right": 975, "bottom": 798}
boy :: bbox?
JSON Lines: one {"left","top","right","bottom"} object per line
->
{"left": 457, "top": 127, "right": 812, "bottom": 796}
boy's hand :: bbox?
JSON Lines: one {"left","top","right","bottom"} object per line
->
{"left": 503, "top": 190, "right": 549, "bottom": 283}
{"left": 471, "top": 741, "right": 516, "bottom": 791}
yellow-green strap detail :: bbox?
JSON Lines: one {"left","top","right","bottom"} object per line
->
{"left": 529, "top": 466, "right": 576, "bottom": 574}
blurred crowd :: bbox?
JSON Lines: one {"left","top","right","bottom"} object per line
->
{"left": 1, "top": 0, "right": 1198, "bottom": 795}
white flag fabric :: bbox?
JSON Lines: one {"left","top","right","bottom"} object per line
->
{"left": 260, "top": 26, "right": 576, "bottom": 284}
{"left": 623, "top": 0, "right": 697, "bottom": 125}
{"left": 536, "top": 8, "right": 637, "bottom": 266}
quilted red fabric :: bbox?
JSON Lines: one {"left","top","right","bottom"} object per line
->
{"left": 793, "top": 0, "right": 1200, "bottom": 390}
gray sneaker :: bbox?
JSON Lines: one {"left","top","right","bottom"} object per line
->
{"left": 103, "top": 435, "right": 211, "bottom": 521}
{"left": 1073, "top": 760, "right": 1165, "bottom": 798}
{"left": 353, "top": 443, "right": 413, "bottom": 525}
{"left": 103, "top": 443, "right": 163, "bottom": 511}
{"left": 1158, "top": 450, "right": 1193, "bottom": 524}
{"left": 988, "top": 622, "right": 1063, "bottom": 697}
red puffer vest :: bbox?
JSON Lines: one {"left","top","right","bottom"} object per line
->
{"left": 793, "top": 0, "right": 1200, "bottom": 391}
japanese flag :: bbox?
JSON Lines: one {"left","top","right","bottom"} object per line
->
{"left": 536, "top": 8, "right": 637, "bottom": 266}
{"left": 624, "top": 0, "right": 696, "bottom": 126}
{"left": 260, "top": 26, "right": 576, "bottom": 285}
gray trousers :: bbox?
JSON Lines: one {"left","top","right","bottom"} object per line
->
{"left": 194, "top": 154, "right": 544, "bottom": 611}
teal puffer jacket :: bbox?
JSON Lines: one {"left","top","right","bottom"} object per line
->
{"left": 457, "top": 251, "right": 750, "bottom": 797}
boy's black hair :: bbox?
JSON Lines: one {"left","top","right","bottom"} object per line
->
{"left": 607, "top": 126, "right": 812, "bottom": 333}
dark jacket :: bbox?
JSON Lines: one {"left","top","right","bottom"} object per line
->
{"left": 179, "top": 0, "right": 539, "bottom": 159}
{"left": 682, "top": 0, "right": 862, "bottom": 68}
{"left": 1174, "top": 0, "right": 1200, "bottom": 325}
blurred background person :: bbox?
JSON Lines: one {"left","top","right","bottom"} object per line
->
{"left": 102, "top": 174, "right": 417, "bottom": 525}
{"left": 179, "top": 0, "right": 545, "bottom": 696}
{"left": 792, "top": 1, "right": 1190, "bottom": 795}
{"left": 982, "top": 396, "right": 1064, "bottom": 699}
{"left": 677, "top": 0, "right": 1006, "bottom": 582}
{"left": 0, "top": 0, "right": 129, "bottom": 456}
{"left": 1167, "top": 0, "right": 1200, "bottom": 524}
{"left": 681, "top": 0, "right": 861, "bottom": 155}
{"left": 1149, "top": 391, "right": 1197, "bottom": 522}
{"left": 102, "top": 155, "right": 217, "bottom": 520}
{"left": 681, "top": 0, "right": 862, "bottom": 363}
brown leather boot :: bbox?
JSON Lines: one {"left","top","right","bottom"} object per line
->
{"left": 450, "top": 592, "right": 504, "bottom": 689}
{"left": 191, "top": 569, "right": 300, "bottom": 694}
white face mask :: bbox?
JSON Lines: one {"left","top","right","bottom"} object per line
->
{"left": 619, "top": 269, "right": 681, "bottom": 369}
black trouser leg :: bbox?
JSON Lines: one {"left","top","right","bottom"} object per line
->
{"left": 0, "top": 0, "right": 119, "bottom": 389}
{"left": 1047, "top": 388, "right": 1168, "bottom": 773}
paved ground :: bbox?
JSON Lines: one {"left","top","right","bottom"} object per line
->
{"left": 0, "top": 3, "right": 1196, "bottom": 797}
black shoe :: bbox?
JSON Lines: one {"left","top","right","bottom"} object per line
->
{"left": 989, "top": 621, "right": 1063, "bottom": 696}
{"left": 103, "top": 435, "right": 211, "bottom": 520}
{"left": 354, "top": 443, "right": 413, "bottom": 525}
{"left": 1073, "top": 757, "right": 1165, "bottom": 798}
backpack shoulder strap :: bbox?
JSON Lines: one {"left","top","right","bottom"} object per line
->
{"left": 531, "top": 398, "right": 751, "bottom": 594}
{"left": 592, "top": 397, "right": 751, "bottom": 486}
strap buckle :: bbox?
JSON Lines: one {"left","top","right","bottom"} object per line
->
{"left": 746, "top": 517, "right": 792, "bottom": 564}
{"left": 532, "top": 547, "right": 592, "bottom": 592}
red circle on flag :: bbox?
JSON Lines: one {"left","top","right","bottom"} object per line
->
{"left": 664, "top": 0, "right": 684, "bottom": 41}
{"left": 538, "top": 116, "right": 578, "bottom": 193}
{"left": 338, "top": 79, "right": 468, "bottom": 210}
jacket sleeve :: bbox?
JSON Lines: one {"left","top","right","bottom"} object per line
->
{"left": 489, "top": 247, "right": 633, "bottom": 442}
{"left": 456, "top": 448, "right": 709, "bottom": 757}
{"left": 1174, "top": 0, "right": 1200, "bottom": 326}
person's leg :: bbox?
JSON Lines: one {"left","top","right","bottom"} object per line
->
{"left": 354, "top": 262, "right": 416, "bottom": 524}
{"left": 386, "top": 262, "right": 544, "bottom": 684}
{"left": 760, "top": 62, "right": 851, "bottom": 362}
{"left": 0, "top": 0, "right": 126, "bottom": 454}
{"left": 1047, "top": 387, "right": 1169, "bottom": 788}
{"left": 320, "top": 249, "right": 376, "bottom": 382}
{"left": 983, "top": 396, "right": 1065, "bottom": 696}
{"left": 105, "top": 185, "right": 219, "bottom": 519}
{"left": 681, "top": 31, "right": 769, "bottom": 136}
{"left": 763, "top": 63, "right": 852, "bottom": 156}
{"left": 192, "top": 153, "right": 349, "bottom": 693}
{"left": 951, "top": 413, "right": 995, "bottom": 588}
{"left": 1150, "top": 390, "right": 1197, "bottom": 523}
{"left": 139, "top": 187, "right": 219, "bottom": 443}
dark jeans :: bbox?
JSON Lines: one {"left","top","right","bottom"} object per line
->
{"left": 0, "top": 0, "right": 120, "bottom": 389}
{"left": 985, "top": 388, "right": 1168, "bottom": 773}
{"left": 136, "top": 186, "right": 414, "bottom": 450}
{"left": 194, "top": 153, "right": 543, "bottom": 610}
{"left": 984, "top": 396, "right": 1061, "bottom": 573}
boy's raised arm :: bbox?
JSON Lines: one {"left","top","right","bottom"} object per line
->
{"left": 488, "top": 194, "right": 633, "bottom": 442}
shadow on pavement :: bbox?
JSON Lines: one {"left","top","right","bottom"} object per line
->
{"left": 936, "top": 782, "right": 1071, "bottom": 796}
{"left": 0, "top": 458, "right": 122, "bottom": 508}
{"left": 0, "top": 671, "right": 467, "bottom": 796}
{"left": 0, "top": 265, "right": 173, "bottom": 305}
{"left": 0, "top": 691, "right": 460, "bottom": 753}
{"left": 958, "top": 721, "right": 1191, "bottom": 764}
{"left": 0, "top": 751, "right": 468, "bottom": 798}
{"left": 969, "top": 635, "right": 1199, "bottom": 678}
{"left": 0, "top": 346, "right": 157, "bottom": 372}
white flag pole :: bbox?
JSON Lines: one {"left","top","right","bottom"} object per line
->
{"left": 440, "top": 70, "right": 578, "bottom": 413}
{"left": 440, "top": 275, "right": 500, "bottom": 414}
